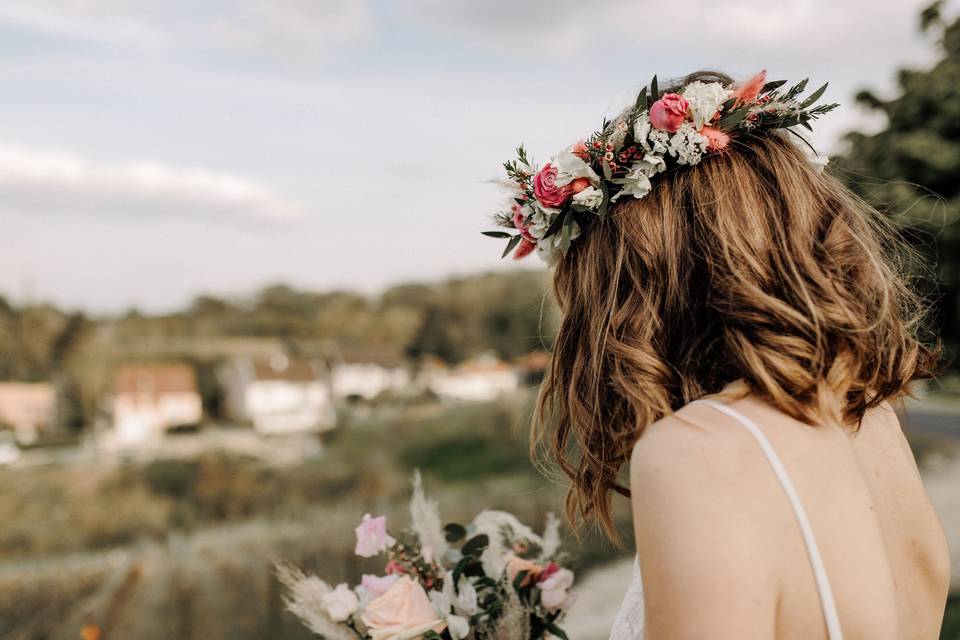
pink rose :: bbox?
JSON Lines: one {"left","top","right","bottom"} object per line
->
{"left": 539, "top": 567, "right": 575, "bottom": 610}
{"left": 361, "top": 576, "right": 445, "bottom": 640}
{"left": 532, "top": 163, "right": 572, "bottom": 208}
{"left": 361, "top": 573, "right": 400, "bottom": 597}
{"left": 354, "top": 513, "right": 396, "bottom": 558}
{"left": 699, "top": 126, "right": 730, "bottom": 152}
{"left": 649, "top": 93, "right": 689, "bottom": 132}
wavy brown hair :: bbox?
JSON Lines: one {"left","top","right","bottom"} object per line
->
{"left": 532, "top": 72, "right": 941, "bottom": 543}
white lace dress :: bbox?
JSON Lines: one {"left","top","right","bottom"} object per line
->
{"left": 608, "top": 557, "right": 645, "bottom": 639}
{"left": 607, "top": 399, "right": 844, "bottom": 640}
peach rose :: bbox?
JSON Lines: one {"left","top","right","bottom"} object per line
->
{"left": 649, "top": 93, "right": 689, "bottom": 132}
{"left": 361, "top": 576, "right": 445, "bottom": 640}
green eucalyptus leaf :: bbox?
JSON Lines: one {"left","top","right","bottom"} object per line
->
{"left": 634, "top": 87, "right": 647, "bottom": 113}
{"left": 717, "top": 106, "right": 751, "bottom": 130}
{"left": 650, "top": 75, "right": 659, "bottom": 102}
{"left": 461, "top": 534, "right": 490, "bottom": 557}
{"left": 798, "top": 82, "right": 828, "bottom": 109}
{"left": 560, "top": 219, "right": 572, "bottom": 254}
{"left": 444, "top": 523, "right": 468, "bottom": 542}
{"left": 482, "top": 231, "right": 512, "bottom": 239}
{"left": 501, "top": 235, "right": 521, "bottom": 259}
{"left": 542, "top": 208, "right": 568, "bottom": 239}
{"left": 761, "top": 79, "right": 787, "bottom": 93}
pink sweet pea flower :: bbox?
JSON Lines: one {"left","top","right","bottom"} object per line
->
{"left": 354, "top": 513, "right": 396, "bottom": 558}
{"left": 512, "top": 205, "right": 535, "bottom": 242}
{"left": 539, "top": 567, "right": 575, "bottom": 610}
{"left": 649, "top": 93, "right": 689, "bottom": 132}
{"left": 733, "top": 69, "right": 767, "bottom": 107}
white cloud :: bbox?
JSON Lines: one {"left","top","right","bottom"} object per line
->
{"left": 0, "top": 0, "right": 374, "bottom": 56}
{"left": 0, "top": 142, "right": 306, "bottom": 222}
{"left": 398, "top": 0, "right": 935, "bottom": 58}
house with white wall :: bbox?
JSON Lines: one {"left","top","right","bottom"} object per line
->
{"left": 427, "top": 353, "right": 520, "bottom": 402}
{"left": 111, "top": 363, "right": 203, "bottom": 445}
{"left": 0, "top": 382, "right": 56, "bottom": 445}
{"left": 330, "top": 350, "right": 411, "bottom": 402}
{"left": 220, "top": 354, "right": 335, "bottom": 434}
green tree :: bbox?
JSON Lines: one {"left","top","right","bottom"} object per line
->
{"left": 836, "top": 1, "right": 960, "bottom": 368}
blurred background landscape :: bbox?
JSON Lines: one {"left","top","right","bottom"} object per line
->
{"left": 1, "top": 1, "right": 959, "bottom": 639}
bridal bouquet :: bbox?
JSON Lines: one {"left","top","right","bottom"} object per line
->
{"left": 278, "top": 473, "right": 575, "bottom": 640}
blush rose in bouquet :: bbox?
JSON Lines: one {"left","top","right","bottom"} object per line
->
{"left": 277, "top": 473, "right": 575, "bottom": 640}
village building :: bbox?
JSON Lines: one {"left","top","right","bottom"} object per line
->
{"left": 329, "top": 349, "right": 411, "bottom": 402}
{"left": 0, "top": 382, "right": 56, "bottom": 445}
{"left": 219, "top": 354, "right": 335, "bottom": 434}
{"left": 111, "top": 363, "right": 203, "bottom": 445}
{"left": 427, "top": 353, "right": 520, "bottom": 402}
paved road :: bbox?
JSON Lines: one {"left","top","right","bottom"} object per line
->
{"left": 901, "top": 408, "right": 960, "bottom": 441}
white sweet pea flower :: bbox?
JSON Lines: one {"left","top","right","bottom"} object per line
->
{"left": 572, "top": 186, "right": 603, "bottom": 210}
{"left": 610, "top": 167, "right": 652, "bottom": 202}
{"left": 553, "top": 148, "right": 600, "bottom": 188}
{"left": 446, "top": 615, "right": 470, "bottom": 640}
{"left": 682, "top": 81, "right": 731, "bottom": 129}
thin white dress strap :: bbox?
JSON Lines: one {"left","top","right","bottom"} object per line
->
{"left": 692, "top": 399, "right": 844, "bottom": 640}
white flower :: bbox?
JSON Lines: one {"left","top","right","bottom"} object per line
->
{"left": 682, "top": 81, "right": 731, "bottom": 129}
{"left": 610, "top": 154, "right": 664, "bottom": 202}
{"left": 446, "top": 615, "right": 471, "bottom": 639}
{"left": 667, "top": 122, "right": 709, "bottom": 166}
{"left": 321, "top": 583, "right": 359, "bottom": 622}
{"left": 633, "top": 113, "right": 651, "bottom": 148}
{"left": 611, "top": 167, "right": 651, "bottom": 202}
{"left": 539, "top": 568, "right": 575, "bottom": 611}
{"left": 635, "top": 113, "right": 672, "bottom": 156}
{"left": 571, "top": 186, "right": 603, "bottom": 210}
{"left": 553, "top": 148, "right": 600, "bottom": 188}
{"left": 526, "top": 203, "right": 560, "bottom": 241}
{"left": 429, "top": 574, "right": 477, "bottom": 640}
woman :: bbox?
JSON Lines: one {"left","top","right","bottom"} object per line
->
{"left": 490, "top": 71, "right": 951, "bottom": 638}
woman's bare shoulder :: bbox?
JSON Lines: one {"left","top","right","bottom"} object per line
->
{"left": 627, "top": 404, "right": 781, "bottom": 638}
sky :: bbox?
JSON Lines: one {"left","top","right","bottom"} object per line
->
{"left": 0, "top": 0, "right": 946, "bottom": 312}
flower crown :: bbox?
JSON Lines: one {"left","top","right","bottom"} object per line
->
{"left": 484, "top": 71, "right": 838, "bottom": 264}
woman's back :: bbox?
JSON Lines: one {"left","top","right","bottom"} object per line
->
{"left": 629, "top": 384, "right": 950, "bottom": 639}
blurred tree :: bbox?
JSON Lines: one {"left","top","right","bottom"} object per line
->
{"left": 836, "top": 1, "right": 960, "bottom": 368}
